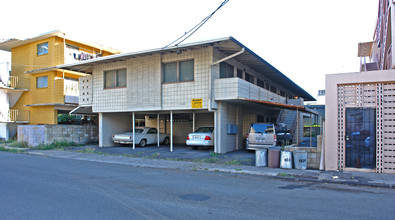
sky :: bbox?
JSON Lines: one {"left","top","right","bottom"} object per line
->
{"left": 0, "top": 0, "right": 379, "bottom": 102}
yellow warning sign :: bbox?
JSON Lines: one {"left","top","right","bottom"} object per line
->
{"left": 191, "top": 98, "right": 203, "bottom": 108}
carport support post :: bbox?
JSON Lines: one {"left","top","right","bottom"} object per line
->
{"left": 310, "top": 113, "right": 312, "bottom": 147}
{"left": 192, "top": 112, "right": 195, "bottom": 132}
{"left": 132, "top": 112, "right": 135, "bottom": 150}
{"left": 157, "top": 113, "right": 160, "bottom": 147}
{"left": 296, "top": 108, "right": 299, "bottom": 145}
{"left": 170, "top": 111, "right": 173, "bottom": 152}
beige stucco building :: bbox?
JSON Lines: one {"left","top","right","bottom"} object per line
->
{"left": 325, "top": 0, "right": 395, "bottom": 173}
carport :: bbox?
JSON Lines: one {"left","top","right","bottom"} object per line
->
{"left": 100, "top": 110, "right": 214, "bottom": 152}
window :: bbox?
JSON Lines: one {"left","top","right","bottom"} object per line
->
{"left": 237, "top": 69, "right": 243, "bottom": 79}
{"left": 270, "top": 85, "right": 277, "bottom": 93}
{"left": 104, "top": 69, "right": 126, "bottom": 89}
{"left": 245, "top": 73, "right": 254, "bottom": 83}
{"left": 257, "top": 79, "right": 265, "bottom": 88}
{"left": 280, "top": 90, "right": 285, "bottom": 97}
{"left": 220, "top": 62, "right": 234, "bottom": 78}
{"left": 37, "top": 76, "right": 48, "bottom": 88}
{"left": 163, "top": 60, "right": 194, "bottom": 83}
{"left": 147, "top": 128, "right": 158, "bottom": 134}
{"left": 37, "top": 42, "right": 48, "bottom": 55}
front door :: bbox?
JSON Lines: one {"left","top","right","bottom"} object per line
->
{"left": 345, "top": 107, "right": 376, "bottom": 169}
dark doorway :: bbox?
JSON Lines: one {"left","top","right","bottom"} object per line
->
{"left": 345, "top": 108, "right": 376, "bottom": 169}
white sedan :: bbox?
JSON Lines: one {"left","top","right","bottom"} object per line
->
{"left": 112, "top": 127, "right": 170, "bottom": 147}
{"left": 186, "top": 127, "right": 214, "bottom": 149}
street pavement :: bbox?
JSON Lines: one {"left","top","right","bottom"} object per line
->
{"left": 13, "top": 144, "right": 395, "bottom": 189}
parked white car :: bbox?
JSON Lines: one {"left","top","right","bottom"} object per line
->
{"left": 112, "top": 127, "right": 170, "bottom": 147}
{"left": 186, "top": 127, "right": 214, "bottom": 149}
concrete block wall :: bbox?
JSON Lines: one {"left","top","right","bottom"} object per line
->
{"left": 17, "top": 124, "right": 98, "bottom": 147}
{"left": 285, "top": 135, "right": 323, "bottom": 170}
{"left": 162, "top": 48, "right": 211, "bottom": 110}
{"left": 79, "top": 75, "right": 93, "bottom": 106}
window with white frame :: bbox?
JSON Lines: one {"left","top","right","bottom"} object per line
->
{"left": 104, "top": 69, "right": 126, "bottom": 89}
{"left": 37, "top": 42, "right": 48, "bottom": 55}
{"left": 163, "top": 60, "right": 194, "bottom": 83}
{"left": 36, "top": 76, "right": 48, "bottom": 88}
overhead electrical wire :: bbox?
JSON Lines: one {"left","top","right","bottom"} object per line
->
{"left": 163, "top": 0, "right": 230, "bottom": 49}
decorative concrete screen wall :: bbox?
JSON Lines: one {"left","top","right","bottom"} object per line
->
{"left": 18, "top": 125, "right": 98, "bottom": 147}
{"left": 337, "top": 83, "right": 395, "bottom": 173}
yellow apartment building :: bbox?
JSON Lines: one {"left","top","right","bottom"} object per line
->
{"left": 0, "top": 30, "right": 120, "bottom": 126}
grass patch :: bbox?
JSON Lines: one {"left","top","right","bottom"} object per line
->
{"left": 35, "top": 141, "right": 82, "bottom": 150}
{"left": 151, "top": 153, "right": 160, "bottom": 158}
{"left": 0, "top": 146, "right": 25, "bottom": 153}
{"left": 224, "top": 160, "right": 242, "bottom": 166}
{"left": 278, "top": 173, "right": 295, "bottom": 178}
{"left": 8, "top": 141, "right": 29, "bottom": 148}
{"left": 235, "top": 169, "right": 243, "bottom": 171}
{"left": 76, "top": 148, "right": 96, "bottom": 154}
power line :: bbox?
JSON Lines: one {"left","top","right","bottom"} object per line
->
{"left": 163, "top": 0, "right": 230, "bottom": 49}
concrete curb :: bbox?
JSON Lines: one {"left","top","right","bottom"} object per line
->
{"left": 20, "top": 150, "right": 395, "bottom": 189}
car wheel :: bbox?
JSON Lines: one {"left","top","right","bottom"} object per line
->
{"left": 139, "top": 139, "right": 147, "bottom": 147}
{"left": 163, "top": 137, "right": 170, "bottom": 145}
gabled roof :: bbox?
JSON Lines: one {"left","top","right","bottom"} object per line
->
{"left": 57, "top": 37, "right": 315, "bottom": 101}
{"left": 0, "top": 30, "right": 120, "bottom": 54}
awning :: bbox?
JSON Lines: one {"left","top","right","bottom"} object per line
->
{"left": 237, "top": 98, "right": 318, "bottom": 114}
{"left": 69, "top": 106, "right": 97, "bottom": 115}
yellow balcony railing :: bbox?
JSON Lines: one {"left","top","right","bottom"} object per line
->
{"left": 9, "top": 110, "right": 30, "bottom": 122}
{"left": 9, "top": 76, "right": 30, "bottom": 90}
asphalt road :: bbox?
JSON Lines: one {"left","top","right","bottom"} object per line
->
{"left": 1, "top": 152, "right": 394, "bottom": 220}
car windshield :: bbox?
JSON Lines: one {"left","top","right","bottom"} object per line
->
{"left": 128, "top": 128, "right": 144, "bottom": 133}
{"left": 249, "top": 124, "right": 274, "bottom": 134}
{"left": 194, "top": 127, "right": 214, "bottom": 133}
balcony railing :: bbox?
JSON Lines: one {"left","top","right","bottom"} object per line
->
{"left": 0, "top": 109, "right": 30, "bottom": 123}
{"left": 214, "top": 77, "right": 287, "bottom": 104}
{"left": 0, "top": 76, "right": 30, "bottom": 90}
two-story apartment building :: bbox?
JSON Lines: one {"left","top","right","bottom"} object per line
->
{"left": 0, "top": 31, "right": 120, "bottom": 139}
{"left": 325, "top": 0, "right": 395, "bottom": 173}
{"left": 59, "top": 37, "right": 315, "bottom": 153}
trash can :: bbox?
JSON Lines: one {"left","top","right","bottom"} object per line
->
{"left": 280, "top": 151, "right": 292, "bottom": 169}
{"left": 268, "top": 147, "right": 281, "bottom": 168}
{"left": 255, "top": 149, "right": 267, "bottom": 167}
{"left": 293, "top": 150, "right": 307, "bottom": 170}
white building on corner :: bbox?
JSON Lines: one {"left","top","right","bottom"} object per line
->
{"left": 58, "top": 37, "right": 315, "bottom": 153}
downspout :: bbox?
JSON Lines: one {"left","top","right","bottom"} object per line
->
{"left": 63, "top": 33, "right": 66, "bottom": 79}
{"left": 209, "top": 47, "right": 245, "bottom": 111}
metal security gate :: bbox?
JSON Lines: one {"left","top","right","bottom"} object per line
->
{"left": 345, "top": 107, "right": 376, "bottom": 169}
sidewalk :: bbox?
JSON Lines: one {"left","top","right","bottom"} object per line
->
{"left": 21, "top": 145, "right": 395, "bottom": 189}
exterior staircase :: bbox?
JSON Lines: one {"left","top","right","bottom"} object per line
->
{"left": 277, "top": 109, "right": 298, "bottom": 144}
